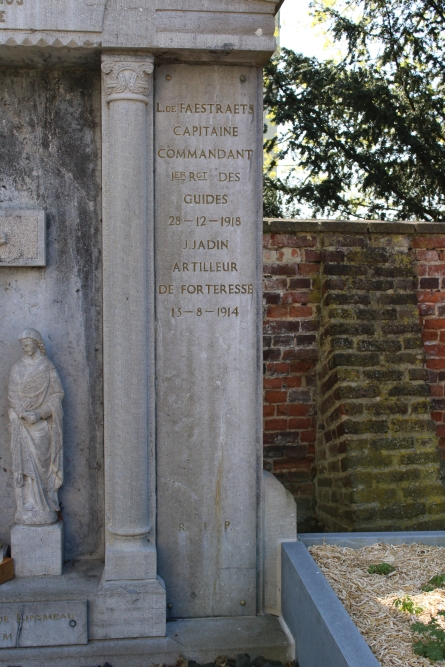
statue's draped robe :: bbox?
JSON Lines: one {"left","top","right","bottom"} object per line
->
{"left": 8, "top": 355, "right": 64, "bottom": 525}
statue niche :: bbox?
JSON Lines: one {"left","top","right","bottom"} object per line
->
{"left": 8, "top": 329, "right": 64, "bottom": 525}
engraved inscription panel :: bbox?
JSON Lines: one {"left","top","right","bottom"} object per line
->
{"left": 155, "top": 64, "right": 261, "bottom": 618}
{"left": 0, "top": 600, "right": 87, "bottom": 647}
{"left": 0, "top": 210, "right": 46, "bottom": 267}
{"left": 0, "top": 0, "right": 105, "bottom": 30}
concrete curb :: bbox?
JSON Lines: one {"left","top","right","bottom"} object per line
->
{"left": 282, "top": 542, "right": 380, "bottom": 667}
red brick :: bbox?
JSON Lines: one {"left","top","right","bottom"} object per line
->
{"left": 417, "top": 291, "right": 445, "bottom": 303}
{"left": 426, "top": 358, "right": 445, "bottom": 369}
{"left": 273, "top": 458, "right": 309, "bottom": 471}
{"left": 298, "top": 263, "right": 320, "bottom": 276}
{"left": 304, "top": 250, "right": 322, "bottom": 262}
{"left": 264, "top": 277, "right": 287, "bottom": 290}
{"left": 266, "top": 305, "right": 289, "bottom": 319}
{"left": 424, "top": 318, "right": 445, "bottom": 329}
{"left": 289, "top": 417, "right": 312, "bottom": 430}
{"left": 432, "top": 411, "right": 443, "bottom": 422}
{"left": 430, "top": 385, "right": 444, "bottom": 396}
{"left": 300, "top": 430, "right": 317, "bottom": 443}
{"left": 323, "top": 251, "right": 345, "bottom": 262}
{"left": 416, "top": 250, "right": 440, "bottom": 261}
{"left": 264, "top": 418, "right": 288, "bottom": 431}
{"left": 413, "top": 236, "right": 445, "bottom": 249}
{"left": 266, "top": 362, "right": 290, "bottom": 375}
{"left": 440, "top": 331, "right": 445, "bottom": 343}
{"left": 264, "top": 378, "right": 283, "bottom": 389}
{"left": 288, "top": 305, "right": 313, "bottom": 318}
{"left": 419, "top": 304, "right": 435, "bottom": 316}
{"left": 424, "top": 344, "right": 445, "bottom": 357}
{"left": 263, "top": 405, "right": 275, "bottom": 417}
{"left": 277, "top": 404, "right": 311, "bottom": 417}
{"left": 269, "top": 233, "right": 317, "bottom": 248}
{"left": 283, "top": 376, "right": 303, "bottom": 388}
{"left": 265, "top": 390, "right": 288, "bottom": 403}
{"left": 423, "top": 330, "right": 439, "bottom": 342}
{"left": 290, "top": 360, "right": 316, "bottom": 373}
{"left": 416, "top": 264, "right": 428, "bottom": 276}
{"left": 436, "top": 424, "right": 445, "bottom": 437}
{"left": 282, "top": 292, "right": 310, "bottom": 304}
{"left": 428, "top": 264, "right": 445, "bottom": 276}
{"left": 264, "top": 263, "right": 299, "bottom": 276}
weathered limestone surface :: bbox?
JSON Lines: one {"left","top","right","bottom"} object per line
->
{"left": 262, "top": 471, "right": 297, "bottom": 615}
{"left": 11, "top": 523, "right": 63, "bottom": 577}
{"left": 0, "top": 210, "right": 45, "bottom": 266}
{"left": 155, "top": 63, "right": 263, "bottom": 618}
{"left": 0, "top": 69, "right": 103, "bottom": 562}
{"left": 0, "top": 599, "right": 87, "bottom": 648}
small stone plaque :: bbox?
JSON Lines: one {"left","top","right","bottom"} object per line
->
{"left": 0, "top": 209, "right": 46, "bottom": 267}
{"left": 0, "top": 600, "right": 87, "bottom": 647}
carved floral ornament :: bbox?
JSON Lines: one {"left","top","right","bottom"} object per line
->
{"left": 101, "top": 60, "right": 154, "bottom": 104}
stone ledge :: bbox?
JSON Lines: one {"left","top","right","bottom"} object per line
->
{"left": 263, "top": 219, "right": 445, "bottom": 234}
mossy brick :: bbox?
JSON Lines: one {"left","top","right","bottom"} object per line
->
{"left": 336, "top": 384, "right": 380, "bottom": 399}
{"left": 426, "top": 501, "right": 445, "bottom": 515}
{"left": 324, "top": 293, "right": 371, "bottom": 306}
{"left": 327, "top": 459, "right": 341, "bottom": 473}
{"left": 375, "top": 265, "right": 414, "bottom": 278}
{"left": 324, "top": 263, "right": 369, "bottom": 277}
{"left": 402, "top": 484, "right": 444, "bottom": 500}
{"left": 404, "top": 338, "right": 424, "bottom": 350}
{"left": 388, "top": 383, "right": 430, "bottom": 397}
{"left": 357, "top": 339, "right": 402, "bottom": 352}
{"left": 346, "top": 249, "right": 390, "bottom": 265}
{"left": 330, "top": 337, "right": 354, "bottom": 350}
{"left": 384, "top": 352, "right": 424, "bottom": 365}
{"left": 328, "top": 352, "right": 380, "bottom": 369}
{"left": 374, "top": 468, "right": 422, "bottom": 483}
{"left": 356, "top": 308, "right": 398, "bottom": 321}
{"left": 351, "top": 505, "right": 380, "bottom": 522}
{"left": 410, "top": 400, "right": 433, "bottom": 414}
{"left": 390, "top": 417, "right": 436, "bottom": 433}
{"left": 352, "top": 487, "right": 398, "bottom": 503}
{"left": 324, "top": 322, "right": 375, "bottom": 336}
{"left": 364, "top": 369, "right": 404, "bottom": 382}
{"left": 381, "top": 322, "right": 422, "bottom": 335}
{"left": 377, "top": 293, "right": 418, "bottom": 305}
{"left": 349, "top": 278, "right": 395, "bottom": 291}
{"left": 337, "top": 419, "right": 388, "bottom": 435}
{"left": 369, "top": 437, "right": 415, "bottom": 451}
{"left": 367, "top": 400, "right": 409, "bottom": 416}
{"left": 327, "top": 307, "right": 355, "bottom": 320}
{"left": 339, "top": 402, "right": 365, "bottom": 417}
{"left": 398, "top": 451, "right": 439, "bottom": 466}
{"left": 342, "top": 450, "right": 394, "bottom": 469}
{"left": 376, "top": 502, "right": 426, "bottom": 520}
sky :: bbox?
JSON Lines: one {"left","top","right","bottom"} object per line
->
{"left": 279, "top": 0, "right": 329, "bottom": 57}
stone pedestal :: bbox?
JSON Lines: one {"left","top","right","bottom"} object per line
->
{"left": 11, "top": 522, "right": 63, "bottom": 577}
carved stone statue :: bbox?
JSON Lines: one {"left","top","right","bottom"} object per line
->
{"left": 8, "top": 329, "right": 64, "bottom": 525}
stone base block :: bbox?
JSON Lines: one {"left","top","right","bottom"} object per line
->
{"left": 0, "top": 614, "right": 294, "bottom": 667}
{"left": 90, "top": 576, "right": 166, "bottom": 639}
{"left": 104, "top": 538, "right": 157, "bottom": 581}
{"left": 262, "top": 471, "right": 297, "bottom": 615}
{"left": 11, "top": 522, "right": 63, "bottom": 577}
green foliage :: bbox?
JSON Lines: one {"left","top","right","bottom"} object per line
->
{"left": 412, "top": 611, "right": 445, "bottom": 661}
{"left": 393, "top": 595, "right": 423, "bottom": 615}
{"left": 263, "top": 0, "right": 445, "bottom": 220}
{"left": 367, "top": 562, "right": 395, "bottom": 575}
{"left": 421, "top": 574, "right": 445, "bottom": 593}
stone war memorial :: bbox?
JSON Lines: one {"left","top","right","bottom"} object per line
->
{"left": 0, "top": 1, "right": 298, "bottom": 666}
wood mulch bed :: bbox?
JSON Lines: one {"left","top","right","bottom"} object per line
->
{"left": 309, "top": 543, "right": 445, "bottom": 666}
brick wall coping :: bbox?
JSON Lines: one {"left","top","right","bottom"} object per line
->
{"left": 263, "top": 219, "right": 445, "bottom": 234}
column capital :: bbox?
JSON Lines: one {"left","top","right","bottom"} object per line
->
{"left": 101, "top": 54, "right": 154, "bottom": 104}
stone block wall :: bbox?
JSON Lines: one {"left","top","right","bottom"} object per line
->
{"left": 263, "top": 221, "right": 445, "bottom": 532}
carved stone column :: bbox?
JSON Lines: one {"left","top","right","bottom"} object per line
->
{"left": 101, "top": 54, "right": 156, "bottom": 582}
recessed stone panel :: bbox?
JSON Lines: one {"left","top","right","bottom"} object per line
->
{"left": 155, "top": 63, "right": 262, "bottom": 618}
{"left": 0, "top": 209, "right": 45, "bottom": 267}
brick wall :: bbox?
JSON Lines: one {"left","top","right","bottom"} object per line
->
{"left": 263, "top": 221, "right": 445, "bottom": 532}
